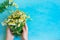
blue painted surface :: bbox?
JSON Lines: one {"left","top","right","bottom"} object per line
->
{"left": 0, "top": 0, "right": 60, "bottom": 40}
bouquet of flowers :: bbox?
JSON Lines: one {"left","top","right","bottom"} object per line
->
{"left": 2, "top": 10, "right": 29, "bottom": 35}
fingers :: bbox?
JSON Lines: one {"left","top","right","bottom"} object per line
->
{"left": 23, "top": 24, "right": 28, "bottom": 32}
{"left": 23, "top": 27, "right": 25, "bottom": 32}
{"left": 7, "top": 28, "right": 13, "bottom": 36}
{"left": 24, "top": 24, "right": 28, "bottom": 31}
{"left": 7, "top": 28, "right": 11, "bottom": 34}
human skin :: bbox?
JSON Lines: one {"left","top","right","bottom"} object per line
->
{"left": 22, "top": 24, "right": 28, "bottom": 40}
{"left": 6, "top": 28, "right": 14, "bottom": 40}
{"left": 6, "top": 24, "right": 28, "bottom": 40}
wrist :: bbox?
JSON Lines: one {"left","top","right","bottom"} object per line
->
{"left": 22, "top": 36, "right": 28, "bottom": 40}
{"left": 6, "top": 35, "right": 14, "bottom": 40}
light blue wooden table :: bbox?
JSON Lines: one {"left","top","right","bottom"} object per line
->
{"left": 0, "top": 0, "right": 60, "bottom": 40}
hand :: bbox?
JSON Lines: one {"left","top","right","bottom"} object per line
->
{"left": 22, "top": 24, "right": 28, "bottom": 40}
{"left": 6, "top": 28, "right": 14, "bottom": 40}
{"left": 6, "top": 24, "right": 28, "bottom": 40}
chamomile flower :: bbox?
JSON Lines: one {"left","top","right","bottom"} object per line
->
{"left": 2, "top": 10, "right": 30, "bottom": 35}
{"left": 12, "top": 2, "right": 19, "bottom": 8}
